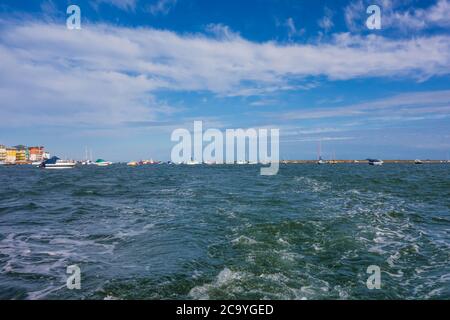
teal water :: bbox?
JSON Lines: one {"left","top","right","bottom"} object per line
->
{"left": 0, "top": 164, "right": 449, "bottom": 299}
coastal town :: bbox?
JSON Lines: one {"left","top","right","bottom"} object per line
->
{"left": 0, "top": 145, "right": 49, "bottom": 165}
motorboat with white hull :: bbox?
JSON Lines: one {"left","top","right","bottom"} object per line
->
{"left": 40, "top": 157, "right": 76, "bottom": 169}
{"left": 94, "top": 159, "right": 113, "bottom": 166}
{"left": 367, "top": 159, "right": 383, "bottom": 166}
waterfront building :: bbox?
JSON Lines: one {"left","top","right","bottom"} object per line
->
{"left": 29, "top": 146, "right": 45, "bottom": 162}
{"left": 0, "top": 145, "right": 6, "bottom": 162}
{"left": 6, "top": 148, "right": 17, "bottom": 163}
{"left": 15, "top": 149, "right": 27, "bottom": 162}
{"left": 14, "top": 145, "right": 29, "bottom": 161}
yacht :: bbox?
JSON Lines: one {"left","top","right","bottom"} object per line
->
{"left": 94, "top": 159, "right": 113, "bottom": 166}
{"left": 81, "top": 159, "right": 94, "bottom": 165}
{"left": 40, "top": 157, "right": 76, "bottom": 169}
{"left": 414, "top": 159, "right": 423, "bottom": 164}
{"left": 32, "top": 161, "right": 43, "bottom": 167}
{"left": 368, "top": 159, "right": 383, "bottom": 166}
{"left": 140, "top": 159, "right": 161, "bottom": 165}
{"left": 317, "top": 156, "right": 326, "bottom": 165}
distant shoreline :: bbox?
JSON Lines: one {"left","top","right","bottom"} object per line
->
{"left": 1, "top": 159, "right": 449, "bottom": 165}
{"left": 281, "top": 160, "right": 449, "bottom": 164}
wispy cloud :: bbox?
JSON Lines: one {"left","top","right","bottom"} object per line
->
{"left": 147, "top": 0, "right": 177, "bottom": 16}
{"left": 1, "top": 19, "right": 450, "bottom": 127}
{"left": 284, "top": 17, "right": 305, "bottom": 39}
{"left": 282, "top": 136, "right": 356, "bottom": 143}
{"left": 91, "top": 0, "right": 138, "bottom": 12}
{"left": 344, "top": 0, "right": 450, "bottom": 32}
{"left": 318, "top": 7, "right": 334, "bottom": 32}
{"left": 277, "top": 90, "right": 450, "bottom": 121}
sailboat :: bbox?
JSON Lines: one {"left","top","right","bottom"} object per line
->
{"left": 81, "top": 147, "right": 94, "bottom": 165}
{"left": 329, "top": 149, "right": 337, "bottom": 164}
{"left": 317, "top": 141, "right": 326, "bottom": 164}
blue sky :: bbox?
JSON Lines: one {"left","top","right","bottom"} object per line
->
{"left": 1, "top": 0, "right": 450, "bottom": 161}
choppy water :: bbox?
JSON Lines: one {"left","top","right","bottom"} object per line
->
{"left": 0, "top": 164, "right": 449, "bottom": 299}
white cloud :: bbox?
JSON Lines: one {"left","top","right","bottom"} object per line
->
{"left": 344, "top": 0, "right": 450, "bottom": 32}
{"left": 344, "top": 0, "right": 365, "bottom": 32}
{"left": 387, "top": 0, "right": 450, "bottom": 31}
{"left": 318, "top": 7, "right": 334, "bottom": 32}
{"left": 284, "top": 17, "right": 305, "bottom": 39}
{"left": 147, "top": 0, "right": 177, "bottom": 16}
{"left": 282, "top": 136, "right": 356, "bottom": 143}
{"left": 1, "top": 20, "right": 450, "bottom": 127}
{"left": 92, "top": 0, "right": 137, "bottom": 11}
{"left": 205, "top": 23, "right": 240, "bottom": 40}
{"left": 277, "top": 90, "right": 450, "bottom": 121}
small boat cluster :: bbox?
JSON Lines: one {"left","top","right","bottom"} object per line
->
{"left": 127, "top": 159, "right": 161, "bottom": 166}
{"left": 39, "top": 157, "right": 114, "bottom": 169}
{"left": 8, "top": 156, "right": 449, "bottom": 169}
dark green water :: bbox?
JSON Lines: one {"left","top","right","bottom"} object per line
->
{"left": 0, "top": 164, "right": 449, "bottom": 299}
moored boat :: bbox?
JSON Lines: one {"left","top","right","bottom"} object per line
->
{"left": 40, "top": 156, "right": 76, "bottom": 169}
{"left": 94, "top": 159, "right": 113, "bottom": 166}
{"left": 317, "top": 156, "right": 326, "bottom": 165}
{"left": 368, "top": 159, "right": 383, "bottom": 166}
{"left": 140, "top": 159, "right": 161, "bottom": 165}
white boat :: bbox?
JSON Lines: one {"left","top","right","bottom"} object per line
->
{"left": 94, "top": 159, "right": 113, "bottom": 166}
{"left": 41, "top": 157, "right": 76, "bottom": 169}
{"left": 414, "top": 159, "right": 423, "bottom": 164}
{"left": 317, "top": 141, "right": 326, "bottom": 164}
{"left": 32, "top": 161, "right": 43, "bottom": 167}
{"left": 368, "top": 159, "right": 383, "bottom": 166}
{"left": 236, "top": 160, "right": 248, "bottom": 165}
{"left": 81, "top": 160, "right": 94, "bottom": 165}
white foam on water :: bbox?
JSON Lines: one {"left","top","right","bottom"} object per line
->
{"left": 115, "top": 223, "right": 155, "bottom": 239}
{"left": 277, "top": 237, "right": 290, "bottom": 245}
{"left": 188, "top": 267, "right": 245, "bottom": 299}
{"left": 231, "top": 235, "right": 258, "bottom": 245}
{"left": 294, "top": 176, "right": 331, "bottom": 193}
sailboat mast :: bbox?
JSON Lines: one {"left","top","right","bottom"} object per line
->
{"left": 317, "top": 141, "right": 322, "bottom": 160}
